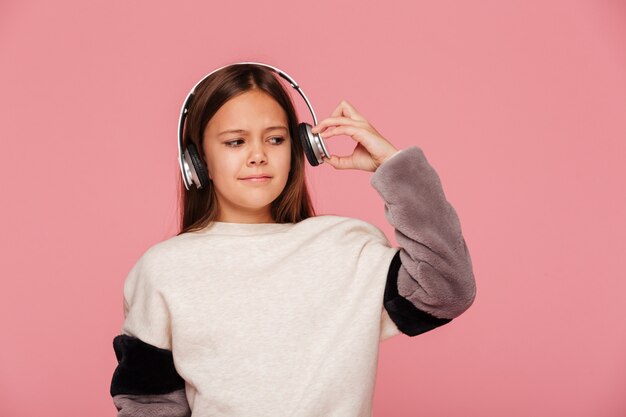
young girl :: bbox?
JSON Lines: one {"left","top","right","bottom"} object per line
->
{"left": 110, "top": 62, "right": 476, "bottom": 417}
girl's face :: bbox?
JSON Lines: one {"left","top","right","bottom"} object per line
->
{"left": 202, "top": 90, "right": 292, "bottom": 223}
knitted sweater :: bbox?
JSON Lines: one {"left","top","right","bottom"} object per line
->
{"left": 110, "top": 146, "right": 476, "bottom": 417}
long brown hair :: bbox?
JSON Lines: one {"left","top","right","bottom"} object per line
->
{"left": 176, "top": 63, "right": 316, "bottom": 235}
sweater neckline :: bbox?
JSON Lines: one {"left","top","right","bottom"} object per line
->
{"left": 196, "top": 220, "right": 296, "bottom": 236}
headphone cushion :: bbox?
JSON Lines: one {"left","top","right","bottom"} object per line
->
{"left": 298, "top": 123, "right": 320, "bottom": 166}
{"left": 187, "top": 142, "right": 211, "bottom": 189}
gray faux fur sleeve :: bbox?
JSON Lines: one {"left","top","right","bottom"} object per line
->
{"left": 371, "top": 146, "right": 476, "bottom": 324}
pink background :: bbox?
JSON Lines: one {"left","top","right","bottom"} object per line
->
{"left": 1, "top": 0, "right": 625, "bottom": 416}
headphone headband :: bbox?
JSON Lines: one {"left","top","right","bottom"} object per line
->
{"left": 177, "top": 61, "right": 328, "bottom": 190}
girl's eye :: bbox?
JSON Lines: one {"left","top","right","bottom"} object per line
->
{"left": 224, "top": 137, "right": 285, "bottom": 147}
{"left": 225, "top": 139, "right": 244, "bottom": 148}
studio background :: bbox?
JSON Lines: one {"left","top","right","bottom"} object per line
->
{"left": 1, "top": 0, "right": 624, "bottom": 416}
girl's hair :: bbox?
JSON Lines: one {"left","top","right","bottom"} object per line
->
{"left": 176, "top": 63, "right": 316, "bottom": 235}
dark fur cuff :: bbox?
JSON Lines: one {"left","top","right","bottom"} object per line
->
{"left": 110, "top": 334, "right": 186, "bottom": 397}
{"left": 384, "top": 251, "right": 452, "bottom": 336}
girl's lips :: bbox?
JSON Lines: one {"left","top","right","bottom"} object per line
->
{"left": 240, "top": 177, "right": 272, "bottom": 182}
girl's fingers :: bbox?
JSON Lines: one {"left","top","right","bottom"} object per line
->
{"left": 312, "top": 116, "right": 365, "bottom": 133}
{"left": 323, "top": 153, "right": 352, "bottom": 170}
{"left": 320, "top": 125, "right": 358, "bottom": 139}
{"left": 311, "top": 100, "right": 397, "bottom": 172}
{"left": 340, "top": 100, "right": 366, "bottom": 121}
{"left": 329, "top": 100, "right": 366, "bottom": 121}
{"left": 330, "top": 102, "right": 344, "bottom": 118}
{"left": 313, "top": 101, "right": 367, "bottom": 134}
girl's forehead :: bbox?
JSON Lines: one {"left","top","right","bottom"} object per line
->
{"left": 207, "top": 93, "right": 288, "bottom": 132}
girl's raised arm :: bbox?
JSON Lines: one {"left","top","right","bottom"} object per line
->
{"left": 371, "top": 146, "right": 476, "bottom": 337}
{"left": 313, "top": 100, "right": 476, "bottom": 338}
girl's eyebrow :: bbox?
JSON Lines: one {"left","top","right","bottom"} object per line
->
{"left": 218, "top": 126, "right": 288, "bottom": 136}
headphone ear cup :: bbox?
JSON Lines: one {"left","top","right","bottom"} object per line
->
{"left": 298, "top": 122, "right": 320, "bottom": 166}
{"left": 186, "top": 142, "right": 211, "bottom": 189}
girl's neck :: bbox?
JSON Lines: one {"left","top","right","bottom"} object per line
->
{"left": 215, "top": 211, "right": 274, "bottom": 225}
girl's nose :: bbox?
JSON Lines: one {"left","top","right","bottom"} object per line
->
{"left": 248, "top": 142, "right": 267, "bottom": 165}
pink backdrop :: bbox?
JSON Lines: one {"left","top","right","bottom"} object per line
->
{"left": 1, "top": 0, "right": 625, "bottom": 416}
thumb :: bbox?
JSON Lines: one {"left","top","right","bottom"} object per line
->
{"left": 324, "top": 154, "right": 350, "bottom": 170}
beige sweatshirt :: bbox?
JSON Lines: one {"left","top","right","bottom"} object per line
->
{"left": 110, "top": 146, "right": 476, "bottom": 417}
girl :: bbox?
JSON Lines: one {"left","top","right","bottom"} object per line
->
{"left": 110, "top": 63, "right": 476, "bottom": 417}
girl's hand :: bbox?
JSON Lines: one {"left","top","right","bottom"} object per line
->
{"left": 310, "top": 100, "right": 400, "bottom": 172}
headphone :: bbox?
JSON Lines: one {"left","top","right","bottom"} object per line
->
{"left": 177, "top": 61, "right": 331, "bottom": 191}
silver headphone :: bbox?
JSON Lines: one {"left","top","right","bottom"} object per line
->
{"left": 177, "top": 61, "right": 330, "bottom": 190}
